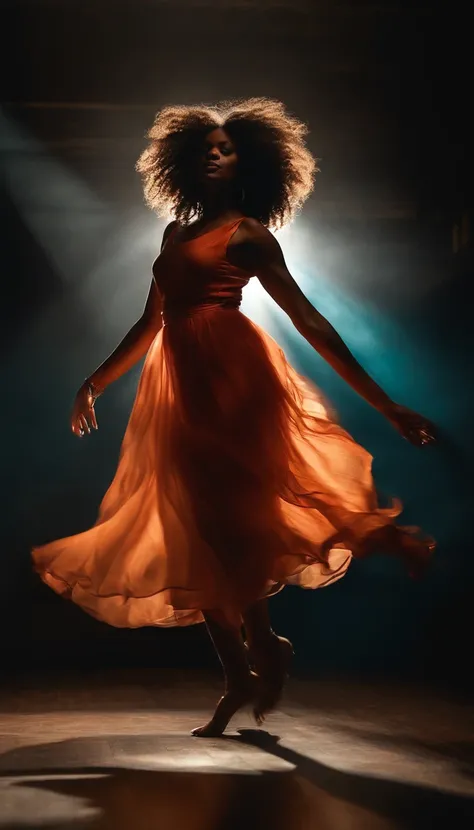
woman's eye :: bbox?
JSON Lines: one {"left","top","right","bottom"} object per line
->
{"left": 203, "top": 145, "right": 234, "bottom": 156}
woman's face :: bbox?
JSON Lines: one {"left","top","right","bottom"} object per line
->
{"left": 198, "top": 127, "right": 238, "bottom": 185}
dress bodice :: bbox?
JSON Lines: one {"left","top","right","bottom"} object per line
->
{"left": 152, "top": 217, "right": 251, "bottom": 322}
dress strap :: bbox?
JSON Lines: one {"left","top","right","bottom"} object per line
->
{"left": 222, "top": 216, "right": 246, "bottom": 245}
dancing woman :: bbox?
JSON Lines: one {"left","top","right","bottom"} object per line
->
{"left": 32, "top": 98, "right": 435, "bottom": 737}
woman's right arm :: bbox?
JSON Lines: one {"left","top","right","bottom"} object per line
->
{"left": 71, "top": 221, "right": 175, "bottom": 437}
{"left": 85, "top": 220, "right": 176, "bottom": 394}
{"left": 84, "top": 277, "right": 163, "bottom": 395}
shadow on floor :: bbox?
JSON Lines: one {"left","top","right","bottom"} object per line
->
{"left": 314, "top": 721, "right": 474, "bottom": 780}
{"left": 232, "top": 728, "right": 474, "bottom": 827}
{"left": 0, "top": 731, "right": 473, "bottom": 829}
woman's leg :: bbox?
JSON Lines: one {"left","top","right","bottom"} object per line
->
{"left": 191, "top": 608, "right": 257, "bottom": 738}
{"left": 242, "top": 598, "right": 294, "bottom": 724}
{"left": 242, "top": 596, "right": 275, "bottom": 653}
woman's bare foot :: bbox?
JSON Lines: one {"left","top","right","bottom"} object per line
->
{"left": 191, "top": 672, "right": 258, "bottom": 738}
{"left": 246, "top": 634, "right": 294, "bottom": 726}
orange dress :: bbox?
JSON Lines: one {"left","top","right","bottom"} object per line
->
{"left": 31, "top": 217, "right": 406, "bottom": 628}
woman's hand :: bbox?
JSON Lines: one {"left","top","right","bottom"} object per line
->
{"left": 71, "top": 382, "right": 99, "bottom": 438}
{"left": 381, "top": 402, "right": 436, "bottom": 447}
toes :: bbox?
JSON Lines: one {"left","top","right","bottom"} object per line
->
{"left": 191, "top": 723, "right": 220, "bottom": 738}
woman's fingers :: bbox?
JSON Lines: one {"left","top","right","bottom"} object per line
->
{"left": 71, "top": 404, "right": 99, "bottom": 437}
{"left": 405, "top": 418, "right": 436, "bottom": 446}
{"left": 89, "top": 406, "right": 98, "bottom": 430}
{"left": 80, "top": 414, "right": 91, "bottom": 435}
{"left": 73, "top": 418, "right": 85, "bottom": 437}
{"left": 391, "top": 408, "right": 436, "bottom": 447}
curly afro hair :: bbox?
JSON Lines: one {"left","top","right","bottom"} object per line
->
{"left": 136, "top": 97, "right": 318, "bottom": 229}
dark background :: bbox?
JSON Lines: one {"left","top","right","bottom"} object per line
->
{"left": 2, "top": 1, "right": 472, "bottom": 690}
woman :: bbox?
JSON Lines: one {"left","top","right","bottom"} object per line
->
{"left": 32, "top": 97, "right": 436, "bottom": 737}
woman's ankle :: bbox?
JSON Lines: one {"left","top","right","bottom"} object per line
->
{"left": 246, "top": 630, "right": 278, "bottom": 653}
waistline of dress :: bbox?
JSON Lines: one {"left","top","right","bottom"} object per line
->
{"left": 161, "top": 298, "right": 241, "bottom": 325}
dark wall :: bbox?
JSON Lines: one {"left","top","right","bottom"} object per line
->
{"left": 2, "top": 2, "right": 473, "bottom": 688}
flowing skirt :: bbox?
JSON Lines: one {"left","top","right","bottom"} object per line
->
{"left": 32, "top": 306, "right": 405, "bottom": 628}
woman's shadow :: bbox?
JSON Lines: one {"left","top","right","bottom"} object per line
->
{"left": 1, "top": 728, "right": 473, "bottom": 830}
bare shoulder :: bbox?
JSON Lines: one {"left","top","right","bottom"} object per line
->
{"left": 228, "top": 217, "right": 282, "bottom": 271}
{"left": 234, "top": 217, "right": 275, "bottom": 245}
{"left": 161, "top": 219, "right": 178, "bottom": 248}
{"left": 152, "top": 221, "right": 178, "bottom": 275}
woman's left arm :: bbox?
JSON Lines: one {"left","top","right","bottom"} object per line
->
{"left": 228, "top": 219, "right": 436, "bottom": 446}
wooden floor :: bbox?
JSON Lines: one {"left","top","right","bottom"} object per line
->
{"left": 0, "top": 669, "right": 473, "bottom": 829}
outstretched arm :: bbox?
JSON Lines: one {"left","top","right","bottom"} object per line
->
{"left": 85, "top": 221, "right": 176, "bottom": 394}
{"left": 230, "top": 219, "right": 393, "bottom": 412}
{"left": 228, "top": 219, "right": 435, "bottom": 446}
{"left": 71, "top": 222, "right": 174, "bottom": 437}
{"left": 85, "top": 277, "right": 163, "bottom": 394}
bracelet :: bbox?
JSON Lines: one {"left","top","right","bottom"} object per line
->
{"left": 85, "top": 378, "right": 103, "bottom": 401}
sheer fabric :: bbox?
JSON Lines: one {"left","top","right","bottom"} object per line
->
{"left": 32, "top": 218, "right": 411, "bottom": 628}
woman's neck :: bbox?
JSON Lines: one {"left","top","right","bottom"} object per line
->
{"left": 199, "top": 189, "right": 243, "bottom": 223}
